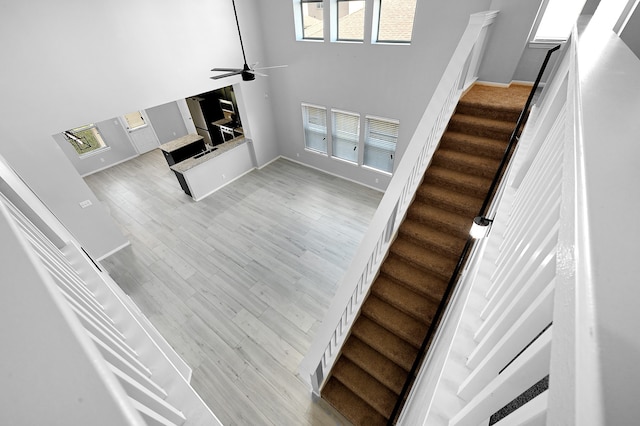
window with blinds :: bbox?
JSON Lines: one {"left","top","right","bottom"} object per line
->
{"left": 302, "top": 104, "right": 328, "bottom": 154}
{"left": 364, "top": 116, "right": 398, "bottom": 173}
{"left": 332, "top": 110, "right": 360, "bottom": 163}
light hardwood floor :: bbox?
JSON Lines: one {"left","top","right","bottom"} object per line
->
{"left": 84, "top": 150, "right": 383, "bottom": 426}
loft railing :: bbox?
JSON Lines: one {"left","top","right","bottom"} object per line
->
{"left": 398, "top": 17, "right": 640, "bottom": 425}
{"left": 386, "top": 43, "right": 561, "bottom": 425}
{"left": 0, "top": 164, "right": 222, "bottom": 424}
{"left": 299, "top": 10, "right": 500, "bottom": 397}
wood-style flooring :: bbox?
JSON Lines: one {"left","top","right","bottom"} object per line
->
{"left": 84, "top": 150, "right": 383, "bottom": 425}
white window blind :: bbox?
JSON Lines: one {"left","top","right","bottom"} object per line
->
{"left": 332, "top": 110, "right": 360, "bottom": 163}
{"left": 364, "top": 116, "right": 398, "bottom": 173}
{"left": 302, "top": 104, "right": 328, "bottom": 153}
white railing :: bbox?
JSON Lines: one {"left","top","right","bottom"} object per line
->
{"left": 0, "top": 167, "right": 221, "bottom": 424}
{"left": 299, "top": 10, "right": 499, "bottom": 395}
{"left": 399, "top": 14, "right": 640, "bottom": 425}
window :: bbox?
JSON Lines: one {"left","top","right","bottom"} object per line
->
{"left": 532, "top": 0, "right": 584, "bottom": 42}
{"left": 364, "top": 116, "right": 398, "bottom": 173}
{"left": 337, "top": 0, "right": 366, "bottom": 41}
{"left": 302, "top": 104, "right": 328, "bottom": 154}
{"left": 123, "top": 111, "right": 146, "bottom": 130}
{"left": 332, "top": 110, "right": 360, "bottom": 163}
{"left": 63, "top": 124, "right": 108, "bottom": 156}
{"left": 301, "top": 0, "right": 325, "bottom": 40}
{"left": 376, "top": 0, "right": 417, "bottom": 43}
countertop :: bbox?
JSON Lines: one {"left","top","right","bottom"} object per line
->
{"left": 170, "top": 136, "right": 247, "bottom": 173}
{"left": 159, "top": 134, "right": 204, "bottom": 153}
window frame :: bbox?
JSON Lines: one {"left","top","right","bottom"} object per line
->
{"left": 363, "top": 115, "right": 398, "bottom": 174}
{"left": 336, "top": 0, "right": 366, "bottom": 42}
{"left": 529, "top": 0, "right": 584, "bottom": 45}
{"left": 300, "top": 0, "right": 325, "bottom": 41}
{"left": 374, "top": 0, "right": 417, "bottom": 44}
{"left": 63, "top": 124, "right": 110, "bottom": 158}
{"left": 331, "top": 109, "right": 360, "bottom": 164}
{"left": 302, "top": 103, "right": 328, "bottom": 155}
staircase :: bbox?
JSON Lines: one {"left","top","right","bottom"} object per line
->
{"left": 321, "top": 84, "right": 531, "bottom": 425}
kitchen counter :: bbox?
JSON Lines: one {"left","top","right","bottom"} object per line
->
{"left": 159, "top": 134, "right": 206, "bottom": 166}
{"left": 170, "top": 136, "right": 246, "bottom": 173}
{"left": 159, "top": 133, "right": 204, "bottom": 153}
{"left": 169, "top": 137, "right": 255, "bottom": 201}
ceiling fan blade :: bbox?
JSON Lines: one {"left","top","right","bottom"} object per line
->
{"left": 252, "top": 71, "right": 269, "bottom": 77}
{"left": 210, "top": 70, "right": 243, "bottom": 80}
{"left": 211, "top": 67, "right": 243, "bottom": 72}
{"left": 253, "top": 64, "right": 288, "bottom": 70}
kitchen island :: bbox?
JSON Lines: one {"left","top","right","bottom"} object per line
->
{"left": 170, "top": 136, "right": 255, "bottom": 201}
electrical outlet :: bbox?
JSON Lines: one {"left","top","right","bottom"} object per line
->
{"left": 79, "top": 200, "right": 92, "bottom": 208}
{"left": 100, "top": 158, "right": 105, "bottom": 163}
{"left": 375, "top": 178, "right": 379, "bottom": 183}
{"left": 173, "top": 132, "right": 177, "bottom": 136}
{"left": 296, "top": 153, "right": 299, "bottom": 157}
{"left": 222, "top": 174, "right": 226, "bottom": 179}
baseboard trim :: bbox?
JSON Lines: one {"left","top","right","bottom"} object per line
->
{"left": 81, "top": 153, "right": 140, "bottom": 178}
{"left": 281, "top": 156, "right": 385, "bottom": 193}
{"left": 475, "top": 80, "right": 536, "bottom": 88}
{"left": 96, "top": 240, "right": 131, "bottom": 261}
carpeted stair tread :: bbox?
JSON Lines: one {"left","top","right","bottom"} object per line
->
{"left": 390, "top": 237, "right": 458, "bottom": 280}
{"left": 398, "top": 219, "right": 466, "bottom": 258}
{"left": 448, "top": 114, "right": 514, "bottom": 140}
{"left": 380, "top": 255, "right": 448, "bottom": 302}
{"left": 352, "top": 316, "right": 418, "bottom": 371}
{"left": 440, "top": 131, "right": 508, "bottom": 160}
{"left": 432, "top": 149, "right": 501, "bottom": 179}
{"left": 371, "top": 275, "right": 438, "bottom": 323}
{"left": 406, "top": 201, "right": 471, "bottom": 238}
{"left": 423, "top": 166, "right": 493, "bottom": 197}
{"left": 455, "top": 102, "right": 522, "bottom": 123}
{"left": 332, "top": 357, "right": 398, "bottom": 418}
{"left": 342, "top": 336, "right": 408, "bottom": 394}
{"left": 459, "top": 83, "right": 531, "bottom": 114}
{"left": 362, "top": 295, "right": 429, "bottom": 347}
{"left": 322, "top": 378, "right": 387, "bottom": 426}
{"left": 416, "top": 184, "right": 483, "bottom": 217}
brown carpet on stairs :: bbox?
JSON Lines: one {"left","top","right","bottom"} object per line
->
{"left": 320, "top": 83, "right": 531, "bottom": 425}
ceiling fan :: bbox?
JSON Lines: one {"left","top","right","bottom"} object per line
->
{"left": 211, "top": 0, "right": 286, "bottom": 81}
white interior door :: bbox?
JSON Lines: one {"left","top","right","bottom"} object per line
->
{"left": 122, "top": 111, "right": 160, "bottom": 154}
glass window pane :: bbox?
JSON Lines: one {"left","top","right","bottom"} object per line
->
{"left": 124, "top": 111, "right": 145, "bottom": 130}
{"left": 302, "top": 1, "right": 324, "bottom": 39}
{"left": 332, "top": 111, "right": 359, "bottom": 163}
{"left": 303, "top": 105, "right": 327, "bottom": 153}
{"left": 377, "top": 0, "right": 417, "bottom": 43}
{"left": 338, "top": 0, "right": 366, "bottom": 41}
{"left": 364, "top": 117, "right": 398, "bottom": 173}
{"left": 64, "top": 124, "right": 108, "bottom": 156}
{"left": 534, "top": 0, "right": 584, "bottom": 41}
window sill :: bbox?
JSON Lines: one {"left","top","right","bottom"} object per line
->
{"left": 372, "top": 41, "right": 411, "bottom": 46}
{"left": 298, "top": 38, "right": 324, "bottom": 43}
{"left": 78, "top": 146, "right": 111, "bottom": 159}
{"left": 362, "top": 164, "right": 392, "bottom": 176}
{"left": 304, "top": 147, "right": 328, "bottom": 156}
{"left": 331, "top": 155, "right": 358, "bottom": 166}
{"left": 528, "top": 40, "right": 566, "bottom": 49}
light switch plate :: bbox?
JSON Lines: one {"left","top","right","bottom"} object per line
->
{"left": 79, "top": 200, "right": 92, "bottom": 208}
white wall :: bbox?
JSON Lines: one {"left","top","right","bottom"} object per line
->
{"left": 478, "top": 0, "right": 546, "bottom": 84}
{"left": 0, "top": 0, "right": 277, "bottom": 259}
{"left": 255, "top": 0, "right": 494, "bottom": 190}
{"left": 53, "top": 118, "right": 139, "bottom": 177}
